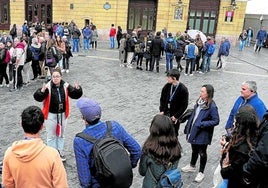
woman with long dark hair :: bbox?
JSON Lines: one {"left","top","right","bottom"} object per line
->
{"left": 139, "top": 114, "right": 182, "bottom": 188}
{"left": 220, "top": 105, "right": 258, "bottom": 188}
{"left": 182, "top": 84, "right": 220, "bottom": 183}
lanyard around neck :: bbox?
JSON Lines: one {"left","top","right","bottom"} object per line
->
{"left": 169, "top": 84, "right": 179, "bottom": 102}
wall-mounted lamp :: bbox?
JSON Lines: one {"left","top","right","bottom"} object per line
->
{"left": 70, "top": 4, "right": 74, "bottom": 10}
{"left": 178, "top": 0, "right": 183, "bottom": 8}
{"left": 231, "top": 0, "right": 237, "bottom": 10}
{"left": 223, "top": 0, "right": 238, "bottom": 11}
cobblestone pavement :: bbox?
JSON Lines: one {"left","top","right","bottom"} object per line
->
{"left": 1, "top": 42, "right": 268, "bottom": 188}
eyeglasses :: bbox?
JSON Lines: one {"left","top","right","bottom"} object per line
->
{"left": 52, "top": 75, "right": 61, "bottom": 79}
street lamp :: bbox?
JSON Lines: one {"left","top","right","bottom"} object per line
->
{"left": 260, "top": 15, "right": 264, "bottom": 29}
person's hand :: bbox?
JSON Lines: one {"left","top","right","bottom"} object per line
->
{"left": 74, "top": 81, "right": 80, "bottom": 89}
{"left": 41, "top": 83, "right": 47, "bottom": 93}
{"left": 222, "top": 153, "right": 230, "bottom": 168}
{"left": 171, "top": 116, "right": 178, "bottom": 124}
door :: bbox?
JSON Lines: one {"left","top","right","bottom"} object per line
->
{"left": 25, "top": 0, "right": 52, "bottom": 25}
{"left": 187, "top": 0, "right": 220, "bottom": 37}
{"left": 127, "top": 0, "right": 157, "bottom": 37}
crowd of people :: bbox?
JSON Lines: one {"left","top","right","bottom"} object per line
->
{"left": 0, "top": 20, "right": 102, "bottom": 92}
{"left": 116, "top": 26, "right": 232, "bottom": 75}
{"left": 1, "top": 21, "right": 268, "bottom": 188}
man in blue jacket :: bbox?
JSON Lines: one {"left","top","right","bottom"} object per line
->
{"left": 225, "top": 81, "right": 267, "bottom": 135}
{"left": 73, "top": 98, "right": 141, "bottom": 188}
{"left": 217, "top": 37, "right": 230, "bottom": 70}
{"left": 164, "top": 33, "right": 177, "bottom": 73}
{"left": 255, "top": 26, "right": 267, "bottom": 52}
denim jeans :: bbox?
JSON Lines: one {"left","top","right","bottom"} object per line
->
{"left": 83, "top": 38, "right": 90, "bottom": 50}
{"left": 165, "top": 53, "right": 174, "bottom": 72}
{"left": 45, "top": 112, "right": 67, "bottom": 153}
{"left": 202, "top": 55, "right": 211, "bottom": 73}
{"left": 185, "top": 58, "right": 195, "bottom": 74}
{"left": 110, "top": 36, "right": 115, "bottom": 48}
{"left": 73, "top": 38, "right": 79, "bottom": 52}
{"left": 239, "top": 40, "right": 246, "bottom": 51}
{"left": 246, "top": 36, "right": 252, "bottom": 46}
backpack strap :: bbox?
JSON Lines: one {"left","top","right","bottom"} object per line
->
{"left": 75, "top": 121, "right": 113, "bottom": 142}
{"left": 75, "top": 132, "right": 97, "bottom": 144}
{"left": 105, "top": 121, "right": 112, "bottom": 137}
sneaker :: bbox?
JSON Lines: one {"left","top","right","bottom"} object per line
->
{"left": 9, "top": 88, "right": 17, "bottom": 92}
{"left": 194, "top": 172, "right": 205, "bottom": 183}
{"left": 127, "top": 65, "right": 133, "bottom": 69}
{"left": 181, "top": 164, "right": 196, "bottom": 172}
{"left": 66, "top": 70, "right": 69, "bottom": 73}
{"left": 184, "top": 73, "right": 188, "bottom": 76}
{"left": 61, "top": 69, "right": 66, "bottom": 73}
{"left": 6, "top": 84, "right": 9, "bottom": 88}
{"left": 0, "top": 84, "right": 3, "bottom": 88}
{"left": 189, "top": 74, "right": 193, "bottom": 76}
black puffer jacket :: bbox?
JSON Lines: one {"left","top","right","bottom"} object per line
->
{"left": 243, "top": 111, "right": 268, "bottom": 188}
{"left": 151, "top": 36, "right": 164, "bottom": 56}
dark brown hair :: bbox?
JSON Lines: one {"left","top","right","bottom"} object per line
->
{"left": 142, "top": 114, "right": 181, "bottom": 165}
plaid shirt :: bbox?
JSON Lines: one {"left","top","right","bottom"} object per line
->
{"left": 73, "top": 120, "right": 141, "bottom": 188}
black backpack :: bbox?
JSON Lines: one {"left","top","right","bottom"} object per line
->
{"left": 167, "top": 41, "right": 176, "bottom": 53}
{"left": 76, "top": 121, "right": 133, "bottom": 188}
{"left": 45, "top": 47, "right": 57, "bottom": 67}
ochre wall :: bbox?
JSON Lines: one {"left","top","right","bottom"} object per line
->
{"left": 156, "top": 0, "right": 189, "bottom": 35}
{"left": 9, "top": 0, "right": 25, "bottom": 35}
{"left": 217, "top": 0, "right": 248, "bottom": 46}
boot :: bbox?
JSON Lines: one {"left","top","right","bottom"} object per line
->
{"left": 156, "top": 67, "right": 159, "bottom": 73}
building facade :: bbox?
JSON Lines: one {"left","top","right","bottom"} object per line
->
{"left": 2, "top": 0, "right": 248, "bottom": 44}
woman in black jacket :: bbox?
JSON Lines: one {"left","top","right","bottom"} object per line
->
{"left": 220, "top": 105, "right": 258, "bottom": 188}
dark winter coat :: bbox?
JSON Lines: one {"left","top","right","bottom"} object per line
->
{"left": 184, "top": 101, "right": 219, "bottom": 145}
{"left": 221, "top": 140, "right": 251, "bottom": 188}
{"left": 174, "top": 40, "right": 186, "bottom": 57}
{"left": 243, "top": 111, "right": 268, "bottom": 188}
{"left": 151, "top": 36, "right": 164, "bottom": 56}
{"left": 160, "top": 82, "right": 189, "bottom": 119}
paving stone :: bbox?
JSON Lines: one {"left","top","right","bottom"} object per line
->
{"left": 1, "top": 42, "right": 268, "bottom": 187}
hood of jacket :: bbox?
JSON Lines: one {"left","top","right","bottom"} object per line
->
{"left": 16, "top": 42, "right": 25, "bottom": 49}
{"left": 11, "top": 138, "right": 46, "bottom": 162}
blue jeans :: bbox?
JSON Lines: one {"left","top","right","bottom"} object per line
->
{"left": 110, "top": 36, "right": 115, "bottom": 48}
{"left": 165, "top": 53, "right": 174, "bottom": 72}
{"left": 45, "top": 112, "right": 67, "bottom": 153}
{"left": 83, "top": 38, "right": 90, "bottom": 50}
{"left": 246, "top": 36, "right": 252, "bottom": 46}
{"left": 185, "top": 58, "right": 195, "bottom": 74}
{"left": 239, "top": 40, "right": 246, "bottom": 51}
{"left": 73, "top": 38, "right": 79, "bottom": 52}
{"left": 202, "top": 55, "right": 211, "bottom": 73}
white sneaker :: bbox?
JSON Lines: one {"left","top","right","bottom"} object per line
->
{"left": 181, "top": 164, "right": 196, "bottom": 172}
{"left": 127, "top": 65, "right": 133, "bottom": 69}
{"left": 195, "top": 172, "right": 205, "bottom": 183}
{"left": 61, "top": 69, "right": 66, "bottom": 73}
{"left": 0, "top": 84, "right": 3, "bottom": 88}
{"left": 6, "top": 84, "right": 9, "bottom": 88}
{"left": 66, "top": 70, "right": 69, "bottom": 73}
